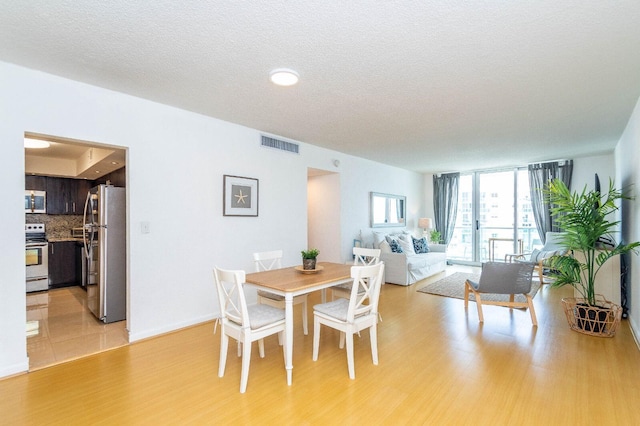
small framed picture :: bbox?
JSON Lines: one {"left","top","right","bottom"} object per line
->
{"left": 223, "top": 175, "right": 259, "bottom": 217}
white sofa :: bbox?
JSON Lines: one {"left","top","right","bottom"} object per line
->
{"left": 381, "top": 244, "right": 447, "bottom": 286}
{"left": 359, "top": 230, "right": 447, "bottom": 286}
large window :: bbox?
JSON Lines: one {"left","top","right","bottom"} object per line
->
{"left": 446, "top": 168, "right": 540, "bottom": 264}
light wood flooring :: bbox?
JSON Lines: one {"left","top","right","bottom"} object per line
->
{"left": 26, "top": 286, "right": 128, "bottom": 370}
{"left": 5, "top": 266, "right": 640, "bottom": 424}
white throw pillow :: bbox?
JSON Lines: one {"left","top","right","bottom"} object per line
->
{"left": 373, "top": 231, "right": 387, "bottom": 249}
{"left": 397, "top": 237, "right": 415, "bottom": 254}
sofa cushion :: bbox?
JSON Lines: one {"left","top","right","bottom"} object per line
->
{"left": 373, "top": 231, "right": 388, "bottom": 249}
{"left": 385, "top": 236, "right": 404, "bottom": 253}
{"left": 412, "top": 236, "right": 430, "bottom": 254}
{"left": 397, "top": 237, "right": 415, "bottom": 254}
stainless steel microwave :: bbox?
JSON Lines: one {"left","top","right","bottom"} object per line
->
{"left": 25, "top": 190, "right": 46, "bottom": 213}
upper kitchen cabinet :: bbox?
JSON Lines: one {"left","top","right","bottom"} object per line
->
{"left": 25, "top": 175, "right": 47, "bottom": 191}
{"left": 93, "top": 166, "right": 126, "bottom": 188}
{"left": 46, "top": 177, "right": 92, "bottom": 215}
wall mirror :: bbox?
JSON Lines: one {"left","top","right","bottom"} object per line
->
{"left": 370, "top": 192, "right": 406, "bottom": 228}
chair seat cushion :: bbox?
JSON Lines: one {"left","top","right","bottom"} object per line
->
{"left": 245, "top": 304, "right": 285, "bottom": 329}
{"left": 467, "top": 279, "right": 480, "bottom": 291}
{"left": 314, "top": 299, "right": 349, "bottom": 322}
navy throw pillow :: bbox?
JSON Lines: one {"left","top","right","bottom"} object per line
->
{"left": 412, "top": 236, "right": 430, "bottom": 254}
{"left": 387, "top": 238, "right": 403, "bottom": 253}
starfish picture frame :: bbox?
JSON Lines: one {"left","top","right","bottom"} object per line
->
{"left": 223, "top": 175, "right": 259, "bottom": 217}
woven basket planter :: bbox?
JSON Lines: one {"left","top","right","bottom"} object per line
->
{"left": 561, "top": 295, "right": 622, "bottom": 337}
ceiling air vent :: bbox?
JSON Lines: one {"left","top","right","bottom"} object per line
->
{"left": 261, "top": 135, "right": 299, "bottom": 154}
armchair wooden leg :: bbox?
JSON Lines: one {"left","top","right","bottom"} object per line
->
{"left": 475, "top": 293, "right": 484, "bottom": 323}
{"left": 464, "top": 281, "right": 470, "bottom": 308}
{"left": 527, "top": 295, "right": 538, "bottom": 326}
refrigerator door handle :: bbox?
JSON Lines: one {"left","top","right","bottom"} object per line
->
{"left": 83, "top": 190, "right": 92, "bottom": 259}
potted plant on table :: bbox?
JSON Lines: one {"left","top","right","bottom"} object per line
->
{"left": 301, "top": 248, "right": 320, "bottom": 270}
{"left": 545, "top": 179, "right": 640, "bottom": 336}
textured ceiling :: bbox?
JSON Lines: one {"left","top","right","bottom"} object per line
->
{"left": 3, "top": 1, "right": 640, "bottom": 173}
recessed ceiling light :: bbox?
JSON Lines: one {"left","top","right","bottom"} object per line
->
{"left": 270, "top": 68, "right": 299, "bottom": 86}
{"left": 24, "top": 138, "right": 50, "bottom": 149}
{"left": 111, "top": 161, "right": 119, "bottom": 165}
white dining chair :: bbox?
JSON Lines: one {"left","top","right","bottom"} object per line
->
{"left": 254, "top": 250, "right": 309, "bottom": 336}
{"left": 214, "top": 267, "right": 286, "bottom": 393}
{"left": 331, "top": 247, "right": 381, "bottom": 300}
{"left": 312, "top": 262, "right": 385, "bottom": 379}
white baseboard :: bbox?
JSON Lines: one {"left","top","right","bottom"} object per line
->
{"left": 127, "top": 313, "right": 217, "bottom": 343}
{"left": 0, "top": 358, "right": 29, "bottom": 379}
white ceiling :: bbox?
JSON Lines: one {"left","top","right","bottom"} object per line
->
{"left": 3, "top": 1, "right": 640, "bottom": 173}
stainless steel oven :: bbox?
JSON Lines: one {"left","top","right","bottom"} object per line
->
{"left": 26, "top": 223, "right": 48, "bottom": 292}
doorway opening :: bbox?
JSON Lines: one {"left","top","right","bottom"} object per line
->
{"left": 307, "top": 168, "right": 341, "bottom": 263}
{"left": 24, "top": 133, "right": 129, "bottom": 370}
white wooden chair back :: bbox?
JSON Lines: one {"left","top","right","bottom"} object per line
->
{"left": 352, "top": 247, "right": 381, "bottom": 266}
{"left": 253, "top": 250, "right": 283, "bottom": 272}
{"left": 214, "top": 267, "right": 249, "bottom": 328}
{"left": 347, "top": 263, "right": 385, "bottom": 323}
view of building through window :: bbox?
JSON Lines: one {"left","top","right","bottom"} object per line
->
{"left": 446, "top": 169, "right": 542, "bottom": 264}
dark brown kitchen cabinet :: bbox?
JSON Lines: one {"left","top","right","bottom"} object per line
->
{"left": 75, "top": 180, "right": 92, "bottom": 213}
{"left": 49, "top": 241, "right": 77, "bottom": 288}
{"left": 46, "top": 177, "right": 91, "bottom": 215}
{"left": 25, "top": 175, "right": 47, "bottom": 191}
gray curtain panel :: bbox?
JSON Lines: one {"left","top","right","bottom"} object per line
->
{"left": 433, "top": 172, "right": 460, "bottom": 245}
{"left": 527, "top": 160, "right": 573, "bottom": 243}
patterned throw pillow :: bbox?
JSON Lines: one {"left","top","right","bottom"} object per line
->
{"left": 412, "top": 236, "right": 430, "bottom": 254}
{"left": 385, "top": 236, "right": 404, "bottom": 253}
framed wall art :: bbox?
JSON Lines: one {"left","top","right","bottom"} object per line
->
{"left": 223, "top": 175, "right": 259, "bottom": 217}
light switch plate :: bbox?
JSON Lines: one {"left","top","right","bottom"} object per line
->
{"left": 141, "top": 221, "right": 150, "bottom": 234}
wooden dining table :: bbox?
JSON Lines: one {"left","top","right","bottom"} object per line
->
{"left": 244, "top": 261, "right": 353, "bottom": 386}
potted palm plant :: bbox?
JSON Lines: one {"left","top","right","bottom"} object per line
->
{"left": 545, "top": 179, "right": 640, "bottom": 336}
{"left": 301, "top": 248, "right": 320, "bottom": 270}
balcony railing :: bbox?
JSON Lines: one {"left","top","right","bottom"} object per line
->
{"left": 446, "top": 226, "right": 542, "bottom": 262}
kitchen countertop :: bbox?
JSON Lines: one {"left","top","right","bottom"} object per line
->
{"left": 47, "top": 237, "right": 84, "bottom": 243}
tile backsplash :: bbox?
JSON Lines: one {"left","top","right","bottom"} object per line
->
{"left": 26, "top": 215, "right": 83, "bottom": 239}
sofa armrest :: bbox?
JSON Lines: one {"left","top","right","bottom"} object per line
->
{"left": 429, "top": 244, "right": 447, "bottom": 253}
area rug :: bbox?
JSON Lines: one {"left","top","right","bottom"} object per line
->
{"left": 417, "top": 272, "right": 541, "bottom": 304}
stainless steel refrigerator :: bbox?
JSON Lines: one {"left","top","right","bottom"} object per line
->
{"left": 83, "top": 184, "right": 126, "bottom": 323}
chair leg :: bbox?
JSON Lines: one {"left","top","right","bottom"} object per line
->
{"left": 219, "top": 333, "right": 229, "bottom": 378}
{"left": 509, "top": 294, "right": 515, "bottom": 310}
{"left": 464, "top": 281, "right": 470, "bottom": 308}
{"left": 302, "top": 297, "right": 309, "bottom": 335}
{"left": 258, "top": 338, "right": 265, "bottom": 358}
{"left": 370, "top": 324, "right": 378, "bottom": 365}
{"left": 240, "top": 339, "right": 252, "bottom": 393}
{"left": 339, "top": 331, "right": 346, "bottom": 349}
{"left": 527, "top": 294, "right": 538, "bottom": 326}
{"left": 277, "top": 331, "right": 283, "bottom": 346}
{"left": 475, "top": 293, "right": 484, "bottom": 322}
{"left": 312, "top": 316, "right": 321, "bottom": 361}
{"left": 345, "top": 332, "right": 355, "bottom": 379}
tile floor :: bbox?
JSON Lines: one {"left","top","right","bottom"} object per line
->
{"left": 26, "top": 286, "right": 129, "bottom": 370}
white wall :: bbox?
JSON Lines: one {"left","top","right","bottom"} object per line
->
{"left": 0, "top": 61, "right": 424, "bottom": 378}
{"left": 616, "top": 96, "right": 640, "bottom": 344}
